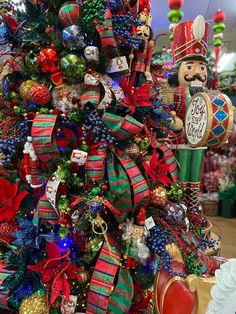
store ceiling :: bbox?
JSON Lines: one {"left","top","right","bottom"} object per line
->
{"left": 151, "top": 0, "right": 236, "bottom": 55}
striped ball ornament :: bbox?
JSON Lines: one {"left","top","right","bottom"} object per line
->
{"left": 59, "top": 2, "right": 82, "bottom": 27}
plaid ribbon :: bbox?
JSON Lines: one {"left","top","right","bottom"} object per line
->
{"left": 108, "top": 267, "right": 134, "bottom": 314}
{"left": 85, "top": 149, "right": 106, "bottom": 183}
{"left": 86, "top": 242, "right": 120, "bottom": 314}
{"left": 33, "top": 193, "right": 59, "bottom": 226}
{"left": 102, "top": 113, "right": 143, "bottom": 139}
{"left": 115, "top": 150, "right": 150, "bottom": 210}
{"left": 156, "top": 142, "right": 177, "bottom": 181}
{"left": 31, "top": 114, "right": 60, "bottom": 165}
{"left": 0, "top": 100, "right": 13, "bottom": 116}
{"left": 0, "top": 55, "right": 23, "bottom": 80}
{"left": 107, "top": 151, "right": 132, "bottom": 220}
{"left": 95, "top": 9, "right": 118, "bottom": 57}
{"left": 81, "top": 85, "right": 100, "bottom": 109}
{"left": 0, "top": 264, "right": 15, "bottom": 310}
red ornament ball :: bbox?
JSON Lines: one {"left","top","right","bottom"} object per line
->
{"left": 37, "top": 48, "right": 59, "bottom": 73}
{"left": 30, "top": 85, "right": 51, "bottom": 106}
{"left": 213, "top": 10, "right": 225, "bottom": 23}
{"left": 168, "top": 0, "right": 184, "bottom": 10}
{"left": 59, "top": 2, "right": 82, "bottom": 27}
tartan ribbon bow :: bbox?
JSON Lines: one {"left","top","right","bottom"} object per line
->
{"left": 119, "top": 74, "right": 154, "bottom": 114}
{"left": 0, "top": 55, "right": 23, "bottom": 80}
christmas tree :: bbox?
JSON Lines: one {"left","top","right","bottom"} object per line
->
{"left": 0, "top": 0, "right": 232, "bottom": 313}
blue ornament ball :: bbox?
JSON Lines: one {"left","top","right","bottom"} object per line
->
{"left": 61, "top": 25, "right": 86, "bottom": 50}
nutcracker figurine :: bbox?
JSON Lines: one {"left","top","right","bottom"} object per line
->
{"left": 168, "top": 16, "right": 211, "bottom": 211}
{"left": 168, "top": 15, "right": 211, "bottom": 121}
{"left": 132, "top": 9, "right": 154, "bottom": 84}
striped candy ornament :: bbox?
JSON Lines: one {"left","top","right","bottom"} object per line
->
{"left": 86, "top": 242, "right": 120, "bottom": 314}
{"left": 32, "top": 114, "right": 60, "bottom": 165}
{"left": 102, "top": 113, "right": 143, "bottom": 139}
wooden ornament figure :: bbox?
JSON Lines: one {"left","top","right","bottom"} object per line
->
{"left": 132, "top": 9, "right": 154, "bottom": 84}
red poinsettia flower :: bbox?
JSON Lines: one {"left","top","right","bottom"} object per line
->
{"left": 119, "top": 74, "right": 154, "bottom": 114}
{"left": 0, "top": 178, "right": 28, "bottom": 222}
{"left": 142, "top": 149, "right": 173, "bottom": 185}
{"left": 28, "top": 241, "right": 82, "bottom": 304}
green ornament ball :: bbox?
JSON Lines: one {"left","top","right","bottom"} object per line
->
{"left": 139, "top": 140, "right": 149, "bottom": 151}
{"left": 80, "top": 142, "right": 89, "bottom": 152}
{"left": 61, "top": 54, "right": 86, "bottom": 83}
{"left": 91, "top": 187, "right": 102, "bottom": 195}
{"left": 167, "top": 9, "right": 184, "bottom": 23}
{"left": 59, "top": 226, "right": 68, "bottom": 238}
{"left": 214, "top": 38, "right": 222, "bottom": 47}
{"left": 213, "top": 22, "right": 225, "bottom": 34}
{"left": 58, "top": 166, "right": 70, "bottom": 180}
{"left": 58, "top": 198, "right": 70, "bottom": 212}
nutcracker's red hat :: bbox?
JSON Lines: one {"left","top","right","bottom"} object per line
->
{"left": 173, "top": 15, "right": 210, "bottom": 63}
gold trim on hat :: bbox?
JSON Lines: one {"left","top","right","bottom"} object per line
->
{"left": 174, "top": 39, "right": 208, "bottom": 60}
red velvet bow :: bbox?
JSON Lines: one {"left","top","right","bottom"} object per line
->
{"left": 119, "top": 74, "right": 154, "bottom": 114}
{"left": 28, "top": 242, "right": 82, "bottom": 304}
{"left": 142, "top": 149, "right": 172, "bottom": 185}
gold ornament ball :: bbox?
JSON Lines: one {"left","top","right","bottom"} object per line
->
{"left": 19, "top": 293, "right": 50, "bottom": 314}
{"left": 19, "top": 80, "right": 38, "bottom": 103}
{"left": 152, "top": 186, "right": 167, "bottom": 205}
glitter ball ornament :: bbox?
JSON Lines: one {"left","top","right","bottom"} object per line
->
{"left": 19, "top": 292, "right": 50, "bottom": 314}
{"left": 0, "top": 221, "right": 18, "bottom": 243}
{"left": 165, "top": 202, "right": 186, "bottom": 227}
{"left": 59, "top": 2, "right": 82, "bottom": 27}
{"left": 152, "top": 186, "right": 167, "bottom": 205}
{"left": 61, "top": 54, "right": 86, "bottom": 83}
{"left": 30, "top": 85, "right": 51, "bottom": 106}
{"left": 19, "top": 80, "right": 38, "bottom": 103}
{"left": 37, "top": 48, "right": 59, "bottom": 73}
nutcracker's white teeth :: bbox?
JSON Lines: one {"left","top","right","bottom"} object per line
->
{"left": 190, "top": 81, "right": 203, "bottom": 87}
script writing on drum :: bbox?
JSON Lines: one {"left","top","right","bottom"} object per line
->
{"left": 186, "top": 96, "right": 207, "bottom": 145}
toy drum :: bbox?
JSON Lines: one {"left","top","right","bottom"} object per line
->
{"left": 185, "top": 92, "right": 234, "bottom": 148}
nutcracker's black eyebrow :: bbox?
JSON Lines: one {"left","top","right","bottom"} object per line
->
{"left": 186, "top": 61, "right": 194, "bottom": 64}
{"left": 199, "top": 62, "right": 206, "bottom": 65}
